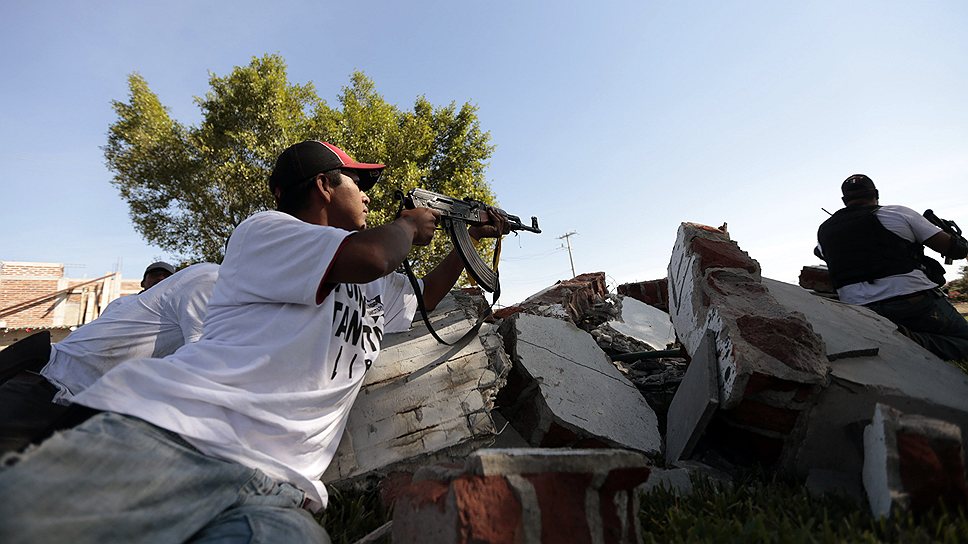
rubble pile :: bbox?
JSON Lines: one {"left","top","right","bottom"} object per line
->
{"left": 327, "top": 221, "right": 968, "bottom": 539}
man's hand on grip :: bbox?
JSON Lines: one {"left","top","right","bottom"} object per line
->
{"left": 400, "top": 207, "right": 440, "bottom": 246}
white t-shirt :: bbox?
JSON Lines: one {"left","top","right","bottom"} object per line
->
{"left": 42, "top": 263, "right": 219, "bottom": 404}
{"left": 74, "top": 211, "right": 418, "bottom": 510}
{"left": 820, "top": 205, "right": 942, "bottom": 304}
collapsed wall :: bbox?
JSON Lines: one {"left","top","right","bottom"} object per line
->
{"left": 667, "top": 222, "right": 830, "bottom": 467}
{"left": 322, "top": 290, "right": 511, "bottom": 483}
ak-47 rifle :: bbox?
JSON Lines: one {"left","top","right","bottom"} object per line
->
{"left": 401, "top": 188, "right": 540, "bottom": 295}
{"left": 924, "top": 209, "right": 964, "bottom": 265}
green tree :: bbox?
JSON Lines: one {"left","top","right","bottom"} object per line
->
{"left": 105, "top": 54, "right": 496, "bottom": 278}
{"left": 948, "top": 265, "right": 968, "bottom": 302}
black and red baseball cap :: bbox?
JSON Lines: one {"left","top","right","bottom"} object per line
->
{"left": 269, "top": 140, "right": 385, "bottom": 193}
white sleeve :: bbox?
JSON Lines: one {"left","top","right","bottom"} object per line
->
{"left": 218, "top": 213, "right": 350, "bottom": 306}
{"left": 172, "top": 265, "right": 219, "bottom": 344}
{"left": 876, "top": 206, "right": 943, "bottom": 244}
{"left": 380, "top": 272, "right": 419, "bottom": 333}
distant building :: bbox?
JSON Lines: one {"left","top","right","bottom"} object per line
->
{"left": 0, "top": 261, "right": 141, "bottom": 349}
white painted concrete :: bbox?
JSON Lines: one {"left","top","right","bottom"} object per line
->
{"left": 608, "top": 296, "right": 676, "bottom": 351}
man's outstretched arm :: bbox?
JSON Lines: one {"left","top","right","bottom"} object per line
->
{"left": 925, "top": 232, "right": 968, "bottom": 260}
{"left": 326, "top": 208, "right": 440, "bottom": 287}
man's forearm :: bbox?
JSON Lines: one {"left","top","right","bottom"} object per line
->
{"left": 328, "top": 218, "right": 419, "bottom": 285}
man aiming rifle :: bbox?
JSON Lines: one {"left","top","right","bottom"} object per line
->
{"left": 0, "top": 140, "right": 510, "bottom": 543}
{"left": 816, "top": 174, "right": 968, "bottom": 361}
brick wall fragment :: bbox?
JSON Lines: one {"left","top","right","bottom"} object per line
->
{"left": 392, "top": 448, "right": 650, "bottom": 544}
{"left": 863, "top": 403, "right": 968, "bottom": 518}
{"left": 617, "top": 278, "right": 669, "bottom": 312}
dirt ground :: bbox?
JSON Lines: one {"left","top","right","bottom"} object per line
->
{"left": 955, "top": 301, "right": 968, "bottom": 317}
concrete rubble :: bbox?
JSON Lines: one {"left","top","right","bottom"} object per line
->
{"left": 667, "top": 222, "right": 830, "bottom": 468}
{"left": 496, "top": 312, "right": 661, "bottom": 456}
{"left": 321, "top": 219, "right": 968, "bottom": 533}
{"left": 665, "top": 330, "right": 719, "bottom": 465}
{"left": 763, "top": 278, "right": 968, "bottom": 490}
{"left": 322, "top": 290, "right": 511, "bottom": 483}
{"left": 602, "top": 295, "right": 676, "bottom": 352}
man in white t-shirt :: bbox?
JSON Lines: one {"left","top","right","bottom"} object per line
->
{"left": 817, "top": 174, "right": 968, "bottom": 361}
{"left": 0, "top": 263, "right": 219, "bottom": 454}
{"left": 0, "top": 141, "right": 508, "bottom": 543}
{"left": 0, "top": 261, "right": 176, "bottom": 385}
{"left": 140, "top": 261, "right": 176, "bottom": 292}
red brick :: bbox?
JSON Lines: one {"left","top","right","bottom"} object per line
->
{"left": 735, "top": 314, "right": 827, "bottom": 375}
{"left": 617, "top": 278, "right": 669, "bottom": 312}
{"left": 690, "top": 237, "right": 758, "bottom": 274}
{"left": 897, "top": 431, "right": 968, "bottom": 513}
{"left": 452, "top": 475, "right": 523, "bottom": 543}
{"left": 526, "top": 473, "right": 594, "bottom": 544}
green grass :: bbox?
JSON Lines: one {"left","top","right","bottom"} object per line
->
{"left": 950, "top": 358, "right": 968, "bottom": 375}
{"left": 319, "top": 472, "right": 968, "bottom": 543}
{"left": 317, "top": 483, "right": 391, "bottom": 544}
{"left": 639, "top": 474, "right": 968, "bottom": 543}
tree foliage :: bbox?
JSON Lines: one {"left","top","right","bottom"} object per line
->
{"left": 947, "top": 265, "right": 968, "bottom": 302}
{"left": 105, "top": 54, "right": 496, "bottom": 277}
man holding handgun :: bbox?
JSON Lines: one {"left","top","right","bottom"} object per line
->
{"left": 817, "top": 174, "right": 968, "bottom": 361}
{"left": 0, "top": 140, "right": 508, "bottom": 543}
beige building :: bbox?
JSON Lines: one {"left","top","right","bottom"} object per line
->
{"left": 0, "top": 261, "right": 141, "bottom": 349}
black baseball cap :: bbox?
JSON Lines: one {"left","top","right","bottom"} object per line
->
{"left": 841, "top": 174, "right": 878, "bottom": 202}
{"left": 269, "top": 141, "right": 385, "bottom": 193}
{"left": 143, "top": 261, "right": 175, "bottom": 277}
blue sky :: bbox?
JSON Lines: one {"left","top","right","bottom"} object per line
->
{"left": 2, "top": 1, "right": 966, "bottom": 305}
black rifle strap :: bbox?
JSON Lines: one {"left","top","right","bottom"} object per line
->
{"left": 402, "top": 257, "right": 461, "bottom": 346}
{"left": 400, "top": 256, "right": 499, "bottom": 383}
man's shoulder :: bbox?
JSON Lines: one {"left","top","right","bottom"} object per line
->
{"left": 177, "top": 263, "right": 220, "bottom": 281}
{"left": 877, "top": 204, "right": 920, "bottom": 216}
{"left": 876, "top": 205, "right": 934, "bottom": 228}
{"left": 236, "top": 210, "right": 293, "bottom": 231}
{"left": 168, "top": 263, "right": 220, "bottom": 293}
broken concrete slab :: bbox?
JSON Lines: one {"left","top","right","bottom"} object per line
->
{"left": 667, "top": 223, "right": 830, "bottom": 410}
{"left": 666, "top": 223, "right": 830, "bottom": 468}
{"left": 763, "top": 279, "right": 886, "bottom": 361}
{"left": 322, "top": 291, "right": 511, "bottom": 483}
{"left": 607, "top": 296, "right": 676, "bottom": 351}
{"left": 761, "top": 278, "right": 968, "bottom": 482}
{"left": 666, "top": 331, "right": 720, "bottom": 465}
{"left": 863, "top": 403, "right": 968, "bottom": 518}
{"left": 497, "top": 313, "right": 662, "bottom": 457}
{"left": 392, "top": 448, "right": 651, "bottom": 544}
{"left": 588, "top": 295, "right": 674, "bottom": 364}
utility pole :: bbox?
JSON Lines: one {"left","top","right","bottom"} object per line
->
{"left": 558, "top": 231, "right": 578, "bottom": 278}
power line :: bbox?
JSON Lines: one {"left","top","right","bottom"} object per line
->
{"left": 558, "top": 231, "right": 578, "bottom": 277}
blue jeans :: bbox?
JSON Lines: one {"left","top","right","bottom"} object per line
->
{"left": 866, "top": 289, "right": 968, "bottom": 362}
{"left": 0, "top": 412, "right": 330, "bottom": 544}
